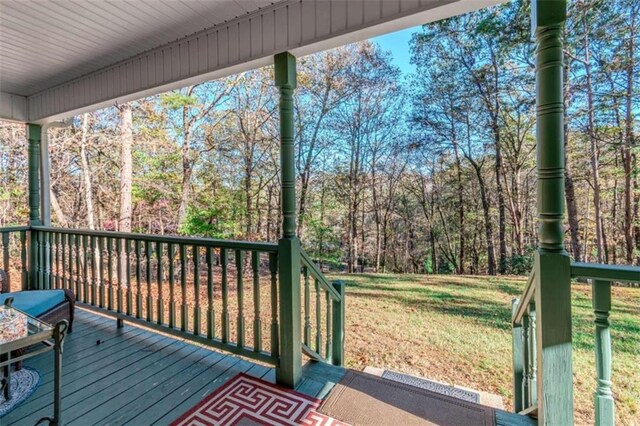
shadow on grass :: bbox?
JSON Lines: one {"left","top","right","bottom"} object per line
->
{"left": 344, "top": 275, "right": 526, "bottom": 296}
{"left": 345, "top": 278, "right": 640, "bottom": 355}
{"left": 497, "top": 283, "right": 523, "bottom": 296}
{"left": 350, "top": 289, "right": 513, "bottom": 331}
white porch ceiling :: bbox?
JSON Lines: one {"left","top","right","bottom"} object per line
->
{"left": 0, "top": 0, "right": 279, "bottom": 96}
{"left": 0, "top": 0, "right": 502, "bottom": 123}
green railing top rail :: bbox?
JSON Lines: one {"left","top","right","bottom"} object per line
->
{"left": 31, "top": 226, "right": 279, "bottom": 253}
{"left": 512, "top": 269, "right": 535, "bottom": 326}
{"left": 513, "top": 261, "right": 640, "bottom": 326}
{"left": 0, "top": 226, "right": 30, "bottom": 233}
{"left": 300, "top": 249, "right": 342, "bottom": 302}
{"left": 571, "top": 262, "right": 640, "bottom": 283}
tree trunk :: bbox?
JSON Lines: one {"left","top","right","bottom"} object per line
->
{"left": 469, "top": 159, "right": 496, "bottom": 275}
{"left": 582, "top": 18, "right": 604, "bottom": 263}
{"left": 79, "top": 113, "right": 95, "bottom": 230}
{"left": 118, "top": 104, "right": 133, "bottom": 234}
{"left": 50, "top": 189, "right": 68, "bottom": 227}
{"left": 563, "top": 54, "right": 582, "bottom": 261}
{"left": 493, "top": 109, "right": 507, "bottom": 273}
{"left": 623, "top": 8, "right": 637, "bottom": 264}
{"left": 118, "top": 103, "right": 133, "bottom": 286}
{"left": 451, "top": 139, "right": 465, "bottom": 274}
{"left": 177, "top": 87, "right": 195, "bottom": 229}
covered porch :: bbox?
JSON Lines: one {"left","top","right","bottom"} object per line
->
{"left": 1, "top": 0, "right": 639, "bottom": 425}
{"left": 2, "top": 309, "right": 346, "bottom": 425}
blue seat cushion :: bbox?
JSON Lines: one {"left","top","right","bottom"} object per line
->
{"left": 0, "top": 290, "right": 67, "bottom": 317}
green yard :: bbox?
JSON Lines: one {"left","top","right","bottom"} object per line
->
{"left": 328, "top": 273, "right": 640, "bottom": 425}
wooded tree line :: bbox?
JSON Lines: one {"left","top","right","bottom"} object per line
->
{"left": 0, "top": 0, "right": 637, "bottom": 275}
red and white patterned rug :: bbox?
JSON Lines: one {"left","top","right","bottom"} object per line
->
{"left": 171, "top": 373, "right": 349, "bottom": 426}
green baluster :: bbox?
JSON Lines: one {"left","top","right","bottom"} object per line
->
{"left": 146, "top": 241, "right": 153, "bottom": 322}
{"left": 193, "top": 245, "right": 201, "bottom": 335}
{"left": 593, "top": 280, "right": 614, "bottom": 426}
{"left": 236, "top": 250, "right": 245, "bottom": 348}
{"left": 98, "top": 237, "right": 105, "bottom": 308}
{"left": 54, "top": 233, "right": 60, "bottom": 289}
{"left": 82, "top": 234, "right": 89, "bottom": 302}
{"left": 269, "top": 252, "right": 279, "bottom": 359}
{"left": 37, "top": 230, "right": 45, "bottom": 290}
{"left": 325, "top": 291, "right": 332, "bottom": 360}
{"left": 180, "top": 244, "right": 188, "bottom": 332}
{"left": 61, "top": 233, "right": 67, "bottom": 291}
{"left": 252, "top": 251, "right": 262, "bottom": 353}
{"left": 157, "top": 242, "right": 164, "bottom": 325}
{"left": 331, "top": 281, "right": 345, "bottom": 367}
{"left": 2, "top": 232, "right": 10, "bottom": 289}
{"left": 107, "top": 237, "right": 114, "bottom": 310}
{"left": 315, "top": 278, "right": 322, "bottom": 354}
{"left": 135, "top": 240, "right": 142, "bottom": 318}
{"left": 221, "top": 248, "right": 229, "bottom": 343}
{"left": 522, "top": 312, "right": 531, "bottom": 408}
{"left": 303, "top": 266, "right": 311, "bottom": 347}
{"left": 47, "top": 232, "right": 53, "bottom": 289}
{"left": 529, "top": 304, "right": 537, "bottom": 406}
{"left": 90, "top": 235, "right": 97, "bottom": 305}
{"left": 168, "top": 243, "right": 176, "bottom": 328}
{"left": 511, "top": 299, "right": 524, "bottom": 413}
{"left": 116, "top": 237, "right": 122, "bottom": 312}
{"left": 20, "top": 230, "right": 27, "bottom": 290}
{"left": 74, "top": 234, "right": 81, "bottom": 300}
{"left": 126, "top": 240, "right": 133, "bottom": 315}
{"left": 42, "top": 231, "right": 49, "bottom": 290}
{"left": 71, "top": 234, "right": 78, "bottom": 300}
{"left": 206, "top": 246, "right": 215, "bottom": 339}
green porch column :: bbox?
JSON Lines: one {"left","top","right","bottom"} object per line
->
{"left": 274, "top": 51, "right": 302, "bottom": 388}
{"left": 532, "top": 1, "right": 574, "bottom": 425}
{"left": 27, "top": 123, "right": 43, "bottom": 290}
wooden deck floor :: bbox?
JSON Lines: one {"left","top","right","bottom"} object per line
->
{"left": 3, "top": 309, "right": 345, "bottom": 426}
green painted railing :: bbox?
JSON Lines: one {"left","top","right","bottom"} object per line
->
{"left": 300, "top": 250, "right": 344, "bottom": 366}
{"left": 1, "top": 225, "right": 346, "bottom": 378}
{"left": 31, "top": 226, "right": 282, "bottom": 364}
{"left": 0, "top": 226, "right": 29, "bottom": 291}
{"left": 512, "top": 263, "right": 640, "bottom": 425}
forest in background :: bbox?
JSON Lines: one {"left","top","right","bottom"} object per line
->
{"left": 0, "top": 0, "right": 638, "bottom": 275}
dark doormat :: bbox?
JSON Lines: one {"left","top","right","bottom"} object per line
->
{"left": 319, "top": 370, "right": 495, "bottom": 426}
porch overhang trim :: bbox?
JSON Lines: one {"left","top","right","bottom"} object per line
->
{"left": 0, "top": 92, "right": 28, "bottom": 122}
{"left": 24, "top": 0, "right": 502, "bottom": 124}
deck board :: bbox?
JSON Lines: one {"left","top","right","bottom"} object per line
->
{"left": 4, "top": 309, "right": 344, "bottom": 426}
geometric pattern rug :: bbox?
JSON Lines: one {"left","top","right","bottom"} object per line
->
{"left": 171, "top": 373, "right": 349, "bottom": 426}
{"left": 0, "top": 367, "right": 40, "bottom": 418}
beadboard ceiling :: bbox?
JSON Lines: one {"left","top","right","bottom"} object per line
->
{"left": 0, "top": 0, "right": 279, "bottom": 96}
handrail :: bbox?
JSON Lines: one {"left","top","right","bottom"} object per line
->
{"left": 32, "top": 226, "right": 278, "bottom": 253}
{"left": 299, "top": 248, "right": 345, "bottom": 367}
{"left": 300, "top": 249, "right": 342, "bottom": 301}
{"left": 0, "top": 226, "right": 30, "bottom": 233}
{"left": 513, "top": 262, "right": 640, "bottom": 425}
{"left": 512, "top": 269, "right": 535, "bottom": 326}
{"left": 571, "top": 262, "right": 640, "bottom": 283}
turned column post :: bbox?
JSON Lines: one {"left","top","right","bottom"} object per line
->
{"left": 274, "top": 51, "right": 302, "bottom": 388}
{"left": 532, "top": 1, "right": 574, "bottom": 424}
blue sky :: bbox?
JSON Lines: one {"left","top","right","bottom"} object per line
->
{"left": 372, "top": 26, "right": 421, "bottom": 75}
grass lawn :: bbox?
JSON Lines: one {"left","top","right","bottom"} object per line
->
{"left": 327, "top": 273, "right": 639, "bottom": 425}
